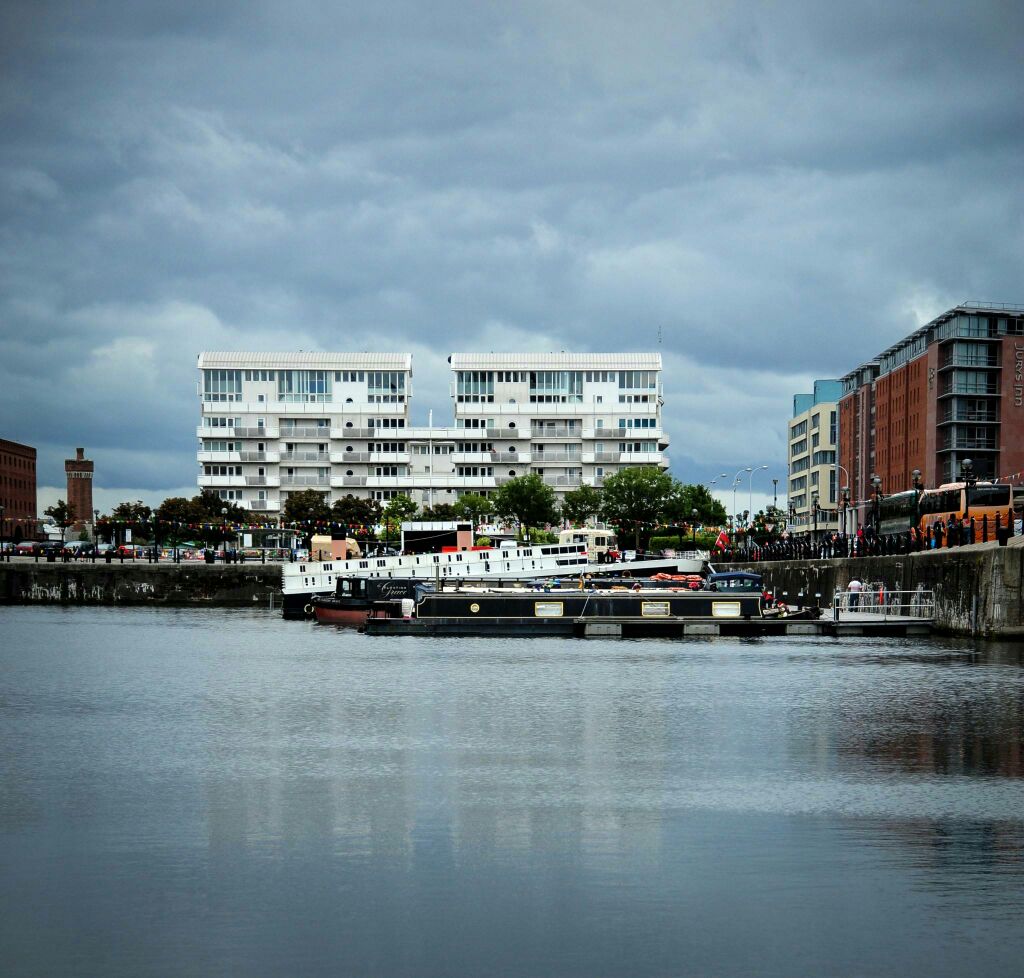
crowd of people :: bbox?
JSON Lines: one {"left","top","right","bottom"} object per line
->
{"left": 717, "top": 511, "right": 1016, "bottom": 563}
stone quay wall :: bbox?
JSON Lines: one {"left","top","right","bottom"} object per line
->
{"left": 0, "top": 561, "right": 284, "bottom": 609}
{"left": 721, "top": 537, "right": 1024, "bottom": 638}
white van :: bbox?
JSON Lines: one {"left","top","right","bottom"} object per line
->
{"left": 557, "top": 527, "right": 618, "bottom": 557}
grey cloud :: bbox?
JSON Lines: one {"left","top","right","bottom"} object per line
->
{"left": 1, "top": 0, "right": 1021, "bottom": 499}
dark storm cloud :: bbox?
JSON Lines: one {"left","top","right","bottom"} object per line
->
{"left": 1, "top": 0, "right": 1022, "bottom": 500}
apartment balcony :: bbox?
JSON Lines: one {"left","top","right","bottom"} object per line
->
{"left": 542, "top": 475, "right": 583, "bottom": 488}
{"left": 279, "top": 451, "right": 331, "bottom": 463}
{"left": 198, "top": 475, "right": 246, "bottom": 488}
{"left": 938, "top": 354, "right": 999, "bottom": 370}
{"left": 195, "top": 426, "right": 279, "bottom": 440}
{"left": 529, "top": 427, "right": 583, "bottom": 440}
{"left": 280, "top": 475, "right": 331, "bottom": 487}
{"left": 246, "top": 500, "right": 280, "bottom": 512}
{"left": 330, "top": 451, "right": 410, "bottom": 464}
{"left": 530, "top": 452, "right": 582, "bottom": 463}
{"left": 331, "top": 426, "right": 411, "bottom": 439}
{"left": 618, "top": 452, "right": 665, "bottom": 464}
{"left": 196, "top": 450, "right": 280, "bottom": 464}
{"left": 938, "top": 378, "right": 999, "bottom": 397}
{"left": 244, "top": 475, "right": 281, "bottom": 487}
{"left": 198, "top": 451, "right": 242, "bottom": 463}
{"left": 451, "top": 451, "right": 493, "bottom": 464}
{"left": 279, "top": 427, "right": 332, "bottom": 440}
{"left": 937, "top": 435, "right": 999, "bottom": 452}
{"left": 369, "top": 452, "right": 411, "bottom": 464}
{"left": 333, "top": 475, "right": 498, "bottom": 490}
{"left": 331, "top": 451, "right": 369, "bottom": 463}
{"left": 234, "top": 427, "right": 278, "bottom": 439}
{"left": 486, "top": 450, "right": 531, "bottom": 463}
{"left": 938, "top": 406, "right": 999, "bottom": 425}
{"left": 581, "top": 450, "right": 621, "bottom": 464}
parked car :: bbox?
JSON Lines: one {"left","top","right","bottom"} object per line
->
{"left": 62, "top": 541, "right": 96, "bottom": 557}
{"left": 15, "top": 541, "right": 38, "bottom": 555}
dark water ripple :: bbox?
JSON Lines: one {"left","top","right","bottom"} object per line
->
{"left": 1, "top": 606, "right": 1023, "bottom": 977}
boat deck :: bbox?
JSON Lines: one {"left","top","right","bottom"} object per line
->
{"left": 361, "top": 609, "right": 935, "bottom": 639}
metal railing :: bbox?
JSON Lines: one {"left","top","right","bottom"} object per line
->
{"left": 832, "top": 587, "right": 935, "bottom": 621}
{"left": 279, "top": 427, "right": 332, "bottom": 439}
{"left": 279, "top": 451, "right": 330, "bottom": 462}
{"left": 234, "top": 427, "right": 278, "bottom": 438}
{"left": 280, "top": 476, "right": 330, "bottom": 487}
{"left": 530, "top": 427, "right": 582, "bottom": 439}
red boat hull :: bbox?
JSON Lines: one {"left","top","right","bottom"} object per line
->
{"left": 312, "top": 603, "right": 368, "bottom": 626}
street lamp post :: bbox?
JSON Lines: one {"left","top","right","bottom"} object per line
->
{"left": 811, "top": 490, "right": 820, "bottom": 548}
{"left": 691, "top": 508, "right": 698, "bottom": 548}
{"left": 960, "top": 458, "right": 976, "bottom": 535}
{"left": 911, "top": 469, "right": 923, "bottom": 543}
{"left": 748, "top": 464, "right": 768, "bottom": 518}
{"left": 870, "top": 474, "right": 882, "bottom": 535}
{"left": 839, "top": 486, "right": 850, "bottom": 544}
{"left": 772, "top": 478, "right": 778, "bottom": 510}
{"left": 732, "top": 467, "right": 752, "bottom": 528}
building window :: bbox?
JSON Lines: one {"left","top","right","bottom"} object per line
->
{"left": 202, "top": 370, "right": 242, "bottom": 402}
{"left": 277, "top": 370, "right": 332, "bottom": 402}
{"left": 529, "top": 371, "right": 583, "bottom": 403}
{"left": 367, "top": 371, "right": 406, "bottom": 403}
{"left": 618, "top": 371, "right": 656, "bottom": 390}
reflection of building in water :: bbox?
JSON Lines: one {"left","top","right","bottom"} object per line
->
{"left": 199, "top": 656, "right": 674, "bottom": 874}
{"left": 788, "top": 651, "right": 1024, "bottom": 781}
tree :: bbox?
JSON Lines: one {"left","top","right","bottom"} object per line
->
{"left": 331, "top": 495, "right": 382, "bottom": 535}
{"left": 452, "top": 493, "right": 493, "bottom": 528}
{"left": 420, "top": 502, "right": 458, "bottom": 520}
{"left": 193, "top": 490, "right": 245, "bottom": 523}
{"left": 155, "top": 497, "right": 205, "bottom": 545}
{"left": 661, "top": 482, "right": 728, "bottom": 544}
{"left": 109, "top": 500, "right": 152, "bottom": 545}
{"left": 492, "top": 474, "right": 558, "bottom": 541}
{"left": 283, "top": 490, "right": 332, "bottom": 550}
{"left": 44, "top": 499, "right": 76, "bottom": 543}
{"left": 560, "top": 485, "right": 603, "bottom": 526}
{"left": 599, "top": 466, "right": 675, "bottom": 550}
{"left": 382, "top": 494, "right": 418, "bottom": 549}
{"left": 751, "top": 505, "right": 788, "bottom": 543}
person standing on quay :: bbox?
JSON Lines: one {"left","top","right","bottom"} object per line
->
{"left": 847, "top": 577, "right": 863, "bottom": 610}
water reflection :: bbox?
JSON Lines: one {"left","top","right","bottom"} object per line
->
{"left": 2, "top": 609, "right": 1024, "bottom": 977}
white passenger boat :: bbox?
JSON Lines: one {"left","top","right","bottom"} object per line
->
{"left": 281, "top": 544, "right": 709, "bottom": 618}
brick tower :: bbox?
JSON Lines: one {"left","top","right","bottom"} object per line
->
{"left": 65, "top": 447, "right": 94, "bottom": 529}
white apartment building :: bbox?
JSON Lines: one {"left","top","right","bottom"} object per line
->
{"left": 196, "top": 351, "right": 669, "bottom": 514}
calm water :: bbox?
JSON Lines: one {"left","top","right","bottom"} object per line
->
{"left": 2, "top": 608, "right": 1024, "bottom": 977}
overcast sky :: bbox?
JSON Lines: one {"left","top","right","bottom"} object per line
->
{"left": 2, "top": 0, "right": 1022, "bottom": 516}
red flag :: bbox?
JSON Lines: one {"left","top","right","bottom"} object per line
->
{"left": 714, "top": 529, "right": 729, "bottom": 551}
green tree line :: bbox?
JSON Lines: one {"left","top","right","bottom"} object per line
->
{"left": 87, "top": 468, "right": 733, "bottom": 550}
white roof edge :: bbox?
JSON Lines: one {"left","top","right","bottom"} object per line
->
{"left": 198, "top": 352, "right": 412, "bottom": 369}
{"left": 448, "top": 352, "right": 661, "bottom": 368}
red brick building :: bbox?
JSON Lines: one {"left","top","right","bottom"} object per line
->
{"left": 65, "top": 447, "right": 95, "bottom": 529}
{"left": 839, "top": 303, "right": 1024, "bottom": 527}
{"left": 0, "top": 438, "right": 37, "bottom": 541}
